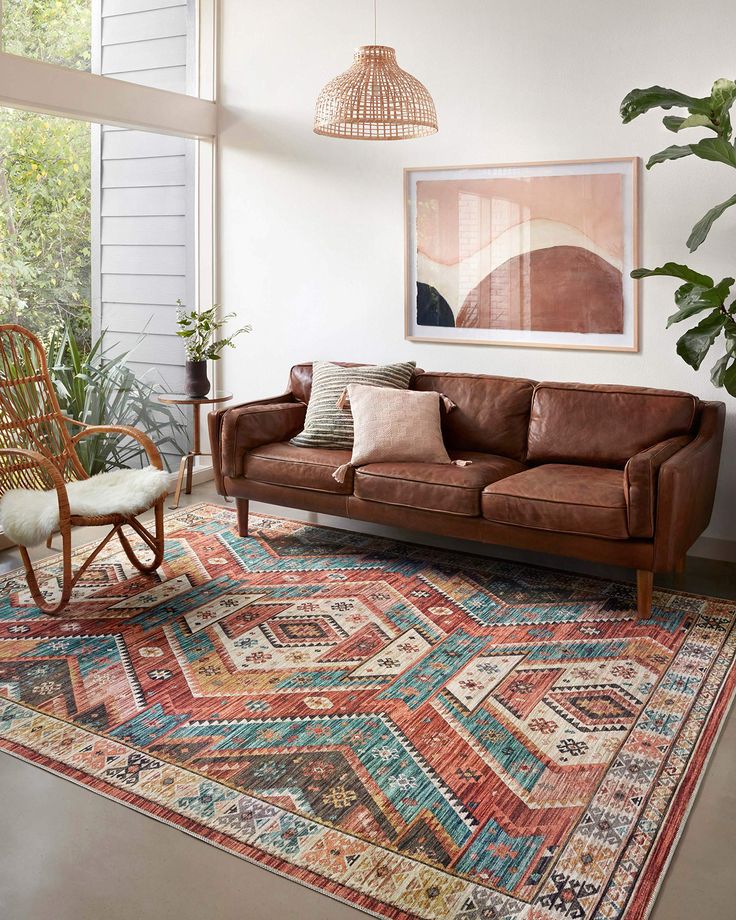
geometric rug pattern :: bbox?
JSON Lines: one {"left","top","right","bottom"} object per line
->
{"left": 1, "top": 503, "right": 735, "bottom": 920}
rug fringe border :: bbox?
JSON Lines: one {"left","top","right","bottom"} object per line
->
{"left": 635, "top": 642, "right": 736, "bottom": 920}
{"left": 0, "top": 741, "right": 402, "bottom": 920}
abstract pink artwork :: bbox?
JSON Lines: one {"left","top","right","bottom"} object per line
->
{"left": 405, "top": 159, "right": 639, "bottom": 351}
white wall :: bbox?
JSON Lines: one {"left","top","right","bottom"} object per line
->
{"left": 218, "top": 0, "right": 736, "bottom": 554}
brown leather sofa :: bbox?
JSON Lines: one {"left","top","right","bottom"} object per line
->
{"left": 209, "top": 363, "right": 725, "bottom": 619}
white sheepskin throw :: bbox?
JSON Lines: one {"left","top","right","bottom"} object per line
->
{"left": 0, "top": 466, "right": 170, "bottom": 547}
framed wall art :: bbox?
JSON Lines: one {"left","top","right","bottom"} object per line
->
{"left": 404, "top": 157, "right": 639, "bottom": 351}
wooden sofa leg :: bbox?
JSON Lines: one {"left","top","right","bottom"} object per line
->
{"left": 236, "top": 499, "right": 249, "bottom": 537}
{"left": 636, "top": 570, "right": 653, "bottom": 620}
{"left": 674, "top": 555, "right": 687, "bottom": 575}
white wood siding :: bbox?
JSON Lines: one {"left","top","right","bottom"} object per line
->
{"left": 102, "top": 155, "right": 187, "bottom": 188}
{"left": 101, "top": 245, "right": 186, "bottom": 275}
{"left": 102, "top": 130, "right": 187, "bottom": 158}
{"left": 103, "top": 0, "right": 185, "bottom": 14}
{"left": 100, "top": 186, "right": 187, "bottom": 216}
{"left": 101, "top": 215, "right": 187, "bottom": 245}
{"left": 101, "top": 6, "right": 188, "bottom": 45}
{"left": 102, "top": 36, "right": 187, "bottom": 75}
{"left": 92, "top": 0, "right": 194, "bottom": 401}
{"left": 104, "top": 65, "right": 187, "bottom": 91}
{"left": 91, "top": 0, "right": 195, "bottom": 461}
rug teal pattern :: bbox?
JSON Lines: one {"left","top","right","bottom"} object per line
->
{"left": 1, "top": 503, "right": 735, "bottom": 920}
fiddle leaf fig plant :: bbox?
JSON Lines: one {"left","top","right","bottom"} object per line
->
{"left": 620, "top": 78, "right": 736, "bottom": 395}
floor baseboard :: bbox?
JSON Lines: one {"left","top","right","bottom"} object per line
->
{"left": 249, "top": 500, "right": 736, "bottom": 571}
{"left": 166, "top": 462, "right": 214, "bottom": 492}
{"left": 690, "top": 535, "right": 736, "bottom": 563}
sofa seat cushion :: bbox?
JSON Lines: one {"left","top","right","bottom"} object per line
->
{"left": 354, "top": 452, "right": 527, "bottom": 516}
{"left": 482, "top": 464, "right": 629, "bottom": 539}
{"left": 245, "top": 442, "right": 354, "bottom": 494}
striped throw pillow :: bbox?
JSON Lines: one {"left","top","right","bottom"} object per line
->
{"left": 291, "top": 361, "right": 416, "bottom": 449}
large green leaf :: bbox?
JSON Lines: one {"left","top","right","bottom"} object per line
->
{"left": 710, "top": 353, "right": 732, "bottom": 387}
{"left": 667, "top": 296, "right": 713, "bottom": 327}
{"left": 726, "top": 319, "right": 736, "bottom": 355}
{"left": 690, "top": 137, "right": 736, "bottom": 168}
{"left": 687, "top": 193, "right": 736, "bottom": 251}
{"left": 662, "top": 115, "right": 686, "bottom": 132}
{"left": 676, "top": 310, "right": 727, "bottom": 369}
{"left": 711, "top": 78, "right": 736, "bottom": 105}
{"left": 710, "top": 78, "right": 736, "bottom": 135}
{"left": 724, "top": 361, "right": 736, "bottom": 396}
{"left": 667, "top": 276, "right": 734, "bottom": 326}
{"left": 631, "top": 262, "right": 714, "bottom": 287}
{"left": 645, "top": 144, "right": 693, "bottom": 169}
{"left": 663, "top": 113, "right": 717, "bottom": 133}
{"left": 620, "top": 86, "right": 711, "bottom": 123}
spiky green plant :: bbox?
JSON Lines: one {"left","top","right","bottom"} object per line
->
{"left": 47, "top": 325, "right": 186, "bottom": 475}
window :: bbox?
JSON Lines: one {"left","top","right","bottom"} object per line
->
{"left": 0, "top": 107, "right": 91, "bottom": 346}
{"left": 0, "top": 1, "right": 204, "bottom": 96}
{"left": 0, "top": 1, "right": 216, "bottom": 477}
{"left": 1, "top": 0, "right": 91, "bottom": 71}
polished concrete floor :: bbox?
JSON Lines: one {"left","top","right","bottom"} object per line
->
{"left": 1, "top": 483, "right": 735, "bottom": 920}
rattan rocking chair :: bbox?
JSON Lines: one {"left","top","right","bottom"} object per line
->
{"left": 0, "top": 324, "right": 167, "bottom": 615}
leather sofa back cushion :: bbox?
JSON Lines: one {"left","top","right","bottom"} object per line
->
{"left": 414, "top": 372, "right": 535, "bottom": 461}
{"left": 527, "top": 382, "right": 697, "bottom": 467}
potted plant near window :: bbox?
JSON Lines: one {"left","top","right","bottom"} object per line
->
{"left": 176, "top": 302, "right": 251, "bottom": 398}
{"left": 620, "top": 78, "right": 736, "bottom": 395}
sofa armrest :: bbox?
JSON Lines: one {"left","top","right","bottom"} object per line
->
{"left": 209, "top": 396, "right": 307, "bottom": 489}
{"left": 624, "top": 435, "right": 691, "bottom": 538}
{"left": 652, "top": 401, "right": 726, "bottom": 570}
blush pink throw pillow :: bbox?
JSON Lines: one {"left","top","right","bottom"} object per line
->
{"left": 332, "top": 384, "right": 462, "bottom": 483}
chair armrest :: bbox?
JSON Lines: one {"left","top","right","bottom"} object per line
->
{"left": 216, "top": 393, "right": 296, "bottom": 413}
{"left": 0, "top": 447, "right": 71, "bottom": 532}
{"left": 211, "top": 396, "right": 307, "bottom": 485}
{"left": 624, "top": 435, "right": 691, "bottom": 538}
{"left": 652, "top": 401, "right": 726, "bottom": 570}
{"left": 68, "top": 421, "right": 163, "bottom": 470}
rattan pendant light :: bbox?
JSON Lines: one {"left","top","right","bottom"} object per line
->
{"left": 314, "top": 0, "right": 438, "bottom": 141}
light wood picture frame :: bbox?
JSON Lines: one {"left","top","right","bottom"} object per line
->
{"left": 404, "top": 157, "right": 640, "bottom": 351}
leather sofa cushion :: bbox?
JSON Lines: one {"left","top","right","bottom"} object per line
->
{"left": 245, "top": 442, "right": 354, "bottom": 494}
{"left": 482, "top": 464, "right": 629, "bottom": 539}
{"left": 527, "top": 382, "right": 697, "bottom": 468}
{"left": 354, "top": 452, "right": 527, "bottom": 516}
{"left": 414, "top": 372, "right": 535, "bottom": 461}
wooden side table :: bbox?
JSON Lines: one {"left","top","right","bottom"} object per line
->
{"left": 158, "top": 392, "right": 232, "bottom": 509}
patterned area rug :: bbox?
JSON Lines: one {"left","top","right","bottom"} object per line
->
{"left": 1, "top": 503, "right": 735, "bottom": 920}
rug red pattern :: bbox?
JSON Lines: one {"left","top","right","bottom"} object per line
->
{"left": 1, "top": 503, "right": 734, "bottom": 920}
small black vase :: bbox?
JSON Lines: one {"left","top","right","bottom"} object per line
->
{"left": 185, "top": 360, "right": 210, "bottom": 398}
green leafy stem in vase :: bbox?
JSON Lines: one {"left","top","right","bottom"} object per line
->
{"left": 175, "top": 301, "right": 251, "bottom": 362}
{"left": 620, "top": 78, "right": 736, "bottom": 395}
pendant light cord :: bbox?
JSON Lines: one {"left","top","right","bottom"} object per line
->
{"left": 373, "top": 0, "right": 377, "bottom": 45}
